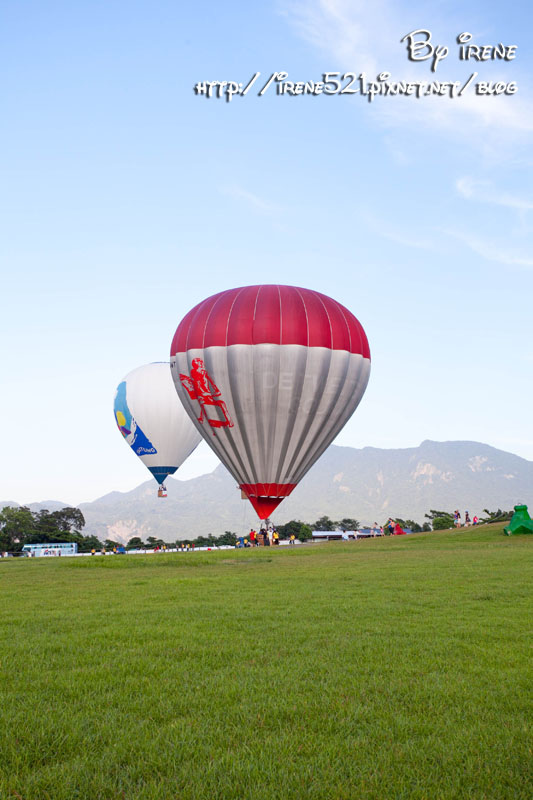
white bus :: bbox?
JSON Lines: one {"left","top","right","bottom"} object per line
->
{"left": 22, "top": 542, "right": 78, "bottom": 557}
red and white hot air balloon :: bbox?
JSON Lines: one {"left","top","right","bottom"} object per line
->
{"left": 170, "top": 285, "right": 370, "bottom": 520}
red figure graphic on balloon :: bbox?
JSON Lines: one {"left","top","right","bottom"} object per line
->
{"left": 179, "top": 358, "right": 234, "bottom": 431}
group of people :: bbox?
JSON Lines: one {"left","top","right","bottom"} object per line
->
{"left": 236, "top": 528, "right": 296, "bottom": 547}
{"left": 91, "top": 512, "right": 482, "bottom": 558}
{"left": 454, "top": 510, "right": 478, "bottom": 528}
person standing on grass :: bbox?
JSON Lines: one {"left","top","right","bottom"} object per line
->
{"left": 273, "top": 529, "right": 279, "bottom": 545}
{"left": 249, "top": 528, "right": 256, "bottom": 547}
{"left": 454, "top": 510, "right": 461, "bottom": 528}
{"left": 473, "top": 515, "right": 478, "bottom": 526}
{"left": 465, "top": 511, "right": 471, "bottom": 526}
{"left": 290, "top": 533, "right": 295, "bottom": 546}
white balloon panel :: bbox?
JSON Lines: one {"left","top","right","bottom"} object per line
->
{"left": 114, "top": 362, "right": 202, "bottom": 483}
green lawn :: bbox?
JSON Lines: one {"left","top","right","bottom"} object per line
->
{"left": 0, "top": 525, "right": 531, "bottom": 799}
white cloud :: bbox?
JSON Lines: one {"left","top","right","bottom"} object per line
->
{"left": 283, "top": 1, "right": 533, "bottom": 263}
{"left": 445, "top": 229, "right": 533, "bottom": 268}
{"left": 456, "top": 176, "right": 533, "bottom": 211}
{"left": 220, "top": 185, "right": 280, "bottom": 213}
{"left": 283, "top": 1, "right": 533, "bottom": 144}
{"left": 362, "top": 212, "right": 435, "bottom": 250}
{"left": 282, "top": 0, "right": 392, "bottom": 76}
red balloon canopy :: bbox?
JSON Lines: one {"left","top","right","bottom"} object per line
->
{"left": 170, "top": 285, "right": 371, "bottom": 519}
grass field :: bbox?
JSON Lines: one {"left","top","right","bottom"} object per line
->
{"left": 0, "top": 525, "right": 531, "bottom": 800}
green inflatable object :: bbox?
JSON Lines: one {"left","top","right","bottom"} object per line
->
{"left": 504, "top": 504, "right": 533, "bottom": 536}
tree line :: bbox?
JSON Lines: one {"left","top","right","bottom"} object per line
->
{"left": 1, "top": 505, "right": 513, "bottom": 554}
{"left": 0, "top": 506, "right": 101, "bottom": 553}
{"left": 115, "top": 515, "right": 433, "bottom": 548}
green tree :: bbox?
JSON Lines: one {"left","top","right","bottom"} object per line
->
{"left": 0, "top": 505, "right": 97, "bottom": 553}
{"left": 77, "top": 535, "right": 102, "bottom": 553}
{"left": 28, "top": 508, "right": 85, "bottom": 544}
{"left": 277, "top": 520, "right": 312, "bottom": 541}
{"left": 424, "top": 510, "right": 455, "bottom": 530}
{"left": 296, "top": 523, "right": 313, "bottom": 541}
{"left": 32, "top": 510, "right": 59, "bottom": 538}
{"left": 312, "top": 516, "right": 336, "bottom": 531}
{"left": 193, "top": 534, "right": 218, "bottom": 548}
{"left": 277, "top": 520, "right": 302, "bottom": 539}
{"left": 0, "top": 506, "right": 34, "bottom": 551}
{"left": 126, "top": 536, "right": 145, "bottom": 550}
{"left": 432, "top": 517, "right": 454, "bottom": 530}
{"left": 480, "top": 509, "right": 513, "bottom": 523}
{"left": 218, "top": 531, "right": 237, "bottom": 546}
{"left": 104, "top": 539, "right": 120, "bottom": 550}
{"left": 50, "top": 508, "right": 85, "bottom": 534}
{"left": 146, "top": 536, "right": 165, "bottom": 548}
{"left": 336, "top": 518, "right": 359, "bottom": 530}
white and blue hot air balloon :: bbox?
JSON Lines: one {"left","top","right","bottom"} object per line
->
{"left": 114, "top": 362, "right": 202, "bottom": 496}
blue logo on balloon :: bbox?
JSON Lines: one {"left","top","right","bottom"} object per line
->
{"left": 114, "top": 381, "right": 157, "bottom": 456}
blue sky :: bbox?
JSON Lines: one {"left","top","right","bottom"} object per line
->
{"left": 1, "top": 0, "right": 532, "bottom": 504}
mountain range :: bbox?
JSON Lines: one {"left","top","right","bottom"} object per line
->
{"left": 2, "top": 440, "right": 532, "bottom": 543}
